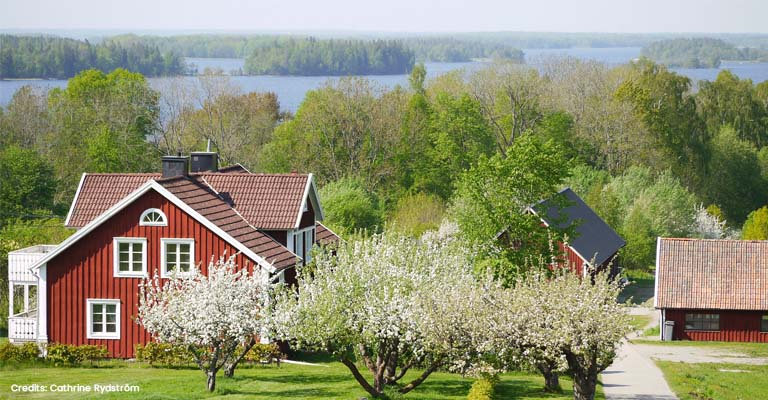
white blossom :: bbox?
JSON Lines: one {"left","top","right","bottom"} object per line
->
{"left": 691, "top": 203, "right": 727, "bottom": 239}
{"left": 273, "top": 230, "right": 483, "bottom": 397}
{"left": 137, "top": 255, "right": 272, "bottom": 391}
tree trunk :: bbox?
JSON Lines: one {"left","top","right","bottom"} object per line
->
{"left": 207, "top": 371, "right": 216, "bottom": 392}
{"left": 572, "top": 374, "right": 597, "bottom": 400}
{"left": 536, "top": 362, "right": 561, "bottom": 393}
{"left": 340, "top": 356, "right": 383, "bottom": 398}
{"left": 224, "top": 337, "right": 257, "bottom": 378}
{"left": 398, "top": 358, "right": 443, "bottom": 394}
{"left": 384, "top": 348, "right": 398, "bottom": 385}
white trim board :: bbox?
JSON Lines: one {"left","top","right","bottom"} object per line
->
{"left": 295, "top": 174, "right": 324, "bottom": 229}
{"left": 29, "top": 180, "right": 277, "bottom": 273}
{"left": 64, "top": 173, "right": 87, "bottom": 227}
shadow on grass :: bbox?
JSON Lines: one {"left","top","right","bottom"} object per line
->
{"left": 496, "top": 376, "right": 574, "bottom": 399}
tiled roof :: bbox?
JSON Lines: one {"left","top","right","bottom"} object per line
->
{"left": 316, "top": 222, "right": 340, "bottom": 245}
{"left": 66, "top": 173, "right": 160, "bottom": 228}
{"left": 534, "top": 188, "right": 625, "bottom": 266}
{"left": 656, "top": 238, "right": 768, "bottom": 310}
{"left": 64, "top": 169, "right": 316, "bottom": 271}
{"left": 158, "top": 176, "right": 297, "bottom": 270}
{"left": 200, "top": 173, "right": 310, "bottom": 230}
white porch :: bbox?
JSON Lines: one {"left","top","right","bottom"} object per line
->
{"left": 7, "top": 245, "right": 55, "bottom": 343}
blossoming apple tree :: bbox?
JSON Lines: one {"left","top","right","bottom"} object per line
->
{"left": 482, "top": 265, "right": 632, "bottom": 400}
{"left": 137, "top": 255, "right": 272, "bottom": 392}
{"left": 272, "top": 231, "right": 483, "bottom": 398}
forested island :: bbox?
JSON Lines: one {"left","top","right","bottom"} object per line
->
{"left": 641, "top": 38, "right": 768, "bottom": 68}
{"left": 110, "top": 33, "right": 525, "bottom": 63}
{"left": 0, "top": 35, "right": 185, "bottom": 79}
{"left": 243, "top": 38, "right": 415, "bottom": 75}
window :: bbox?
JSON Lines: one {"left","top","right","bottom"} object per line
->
{"left": 762, "top": 315, "right": 768, "bottom": 333}
{"left": 161, "top": 238, "right": 195, "bottom": 277}
{"left": 685, "top": 313, "right": 720, "bottom": 331}
{"left": 87, "top": 299, "right": 120, "bottom": 339}
{"left": 290, "top": 227, "right": 315, "bottom": 264}
{"left": 113, "top": 237, "right": 147, "bottom": 277}
{"left": 139, "top": 208, "right": 167, "bottom": 226}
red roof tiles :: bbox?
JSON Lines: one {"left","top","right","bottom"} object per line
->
{"left": 656, "top": 238, "right": 768, "bottom": 311}
{"left": 200, "top": 173, "right": 310, "bottom": 230}
{"left": 158, "top": 176, "right": 298, "bottom": 270}
{"left": 316, "top": 222, "right": 340, "bottom": 245}
{"left": 64, "top": 169, "right": 321, "bottom": 271}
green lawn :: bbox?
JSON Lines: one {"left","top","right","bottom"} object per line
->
{"left": 631, "top": 339, "right": 768, "bottom": 358}
{"left": 0, "top": 359, "right": 603, "bottom": 399}
{"left": 628, "top": 314, "right": 652, "bottom": 332}
{"left": 657, "top": 361, "right": 768, "bottom": 400}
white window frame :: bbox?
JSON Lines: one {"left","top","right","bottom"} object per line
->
{"left": 113, "top": 237, "right": 148, "bottom": 278}
{"left": 86, "top": 299, "right": 121, "bottom": 340}
{"left": 161, "top": 238, "right": 196, "bottom": 278}
{"left": 288, "top": 226, "right": 315, "bottom": 264}
{"left": 139, "top": 208, "right": 168, "bottom": 226}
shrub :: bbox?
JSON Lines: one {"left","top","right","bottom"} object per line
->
{"left": 0, "top": 342, "right": 40, "bottom": 362}
{"left": 389, "top": 192, "right": 445, "bottom": 237}
{"left": 243, "top": 343, "right": 285, "bottom": 365}
{"left": 319, "top": 177, "right": 382, "bottom": 235}
{"left": 742, "top": 206, "right": 768, "bottom": 240}
{"left": 46, "top": 344, "right": 108, "bottom": 366}
{"left": 467, "top": 377, "right": 496, "bottom": 400}
{"left": 134, "top": 342, "right": 194, "bottom": 366}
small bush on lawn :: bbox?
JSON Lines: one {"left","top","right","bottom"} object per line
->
{"left": 243, "top": 343, "right": 285, "bottom": 366}
{"left": 467, "top": 375, "right": 498, "bottom": 400}
{"left": 135, "top": 342, "right": 194, "bottom": 367}
{"left": 46, "top": 344, "right": 108, "bottom": 366}
{"left": 0, "top": 342, "right": 40, "bottom": 362}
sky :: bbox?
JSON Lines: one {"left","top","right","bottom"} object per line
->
{"left": 1, "top": 0, "right": 766, "bottom": 33}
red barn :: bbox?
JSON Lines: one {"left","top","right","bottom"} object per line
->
{"left": 529, "top": 188, "right": 626, "bottom": 276}
{"left": 7, "top": 153, "right": 338, "bottom": 357}
{"left": 656, "top": 238, "right": 768, "bottom": 342}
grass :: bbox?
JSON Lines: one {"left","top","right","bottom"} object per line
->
{"left": 628, "top": 314, "right": 652, "bottom": 332}
{"left": 0, "top": 357, "right": 604, "bottom": 399}
{"left": 618, "top": 269, "right": 655, "bottom": 306}
{"left": 640, "top": 324, "right": 660, "bottom": 338}
{"left": 631, "top": 339, "right": 768, "bottom": 358}
{"left": 657, "top": 361, "right": 768, "bottom": 400}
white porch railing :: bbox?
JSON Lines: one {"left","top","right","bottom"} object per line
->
{"left": 9, "top": 315, "right": 37, "bottom": 342}
{"left": 9, "top": 245, "right": 57, "bottom": 283}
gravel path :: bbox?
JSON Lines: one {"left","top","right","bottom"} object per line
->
{"left": 633, "top": 344, "right": 768, "bottom": 365}
{"left": 601, "top": 307, "right": 678, "bottom": 400}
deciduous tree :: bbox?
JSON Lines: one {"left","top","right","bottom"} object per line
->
{"left": 137, "top": 256, "right": 272, "bottom": 392}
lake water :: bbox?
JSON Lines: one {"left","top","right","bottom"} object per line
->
{"left": 3, "top": 47, "right": 768, "bottom": 113}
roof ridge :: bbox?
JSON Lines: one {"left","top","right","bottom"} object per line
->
{"left": 662, "top": 237, "right": 768, "bottom": 243}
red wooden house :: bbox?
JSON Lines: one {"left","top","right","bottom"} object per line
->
{"left": 7, "top": 153, "right": 338, "bottom": 357}
{"left": 656, "top": 238, "right": 768, "bottom": 342}
{"left": 528, "top": 188, "right": 626, "bottom": 276}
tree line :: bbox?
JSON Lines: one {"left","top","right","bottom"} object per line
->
{"left": 641, "top": 37, "right": 768, "bottom": 68}
{"left": 243, "top": 38, "right": 415, "bottom": 76}
{"left": 0, "top": 35, "right": 186, "bottom": 79}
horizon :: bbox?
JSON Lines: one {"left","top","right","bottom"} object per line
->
{"left": 3, "top": 0, "right": 766, "bottom": 34}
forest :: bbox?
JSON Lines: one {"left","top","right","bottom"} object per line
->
{"left": 243, "top": 38, "right": 415, "bottom": 75}
{"left": 2, "top": 58, "right": 768, "bottom": 333}
{"left": 641, "top": 38, "right": 768, "bottom": 68}
{"left": 0, "top": 35, "right": 185, "bottom": 79}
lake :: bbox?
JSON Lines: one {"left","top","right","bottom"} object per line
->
{"left": 2, "top": 47, "right": 768, "bottom": 113}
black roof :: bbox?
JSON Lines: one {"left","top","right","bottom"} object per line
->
{"left": 533, "top": 188, "right": 626, "bottom": 266}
